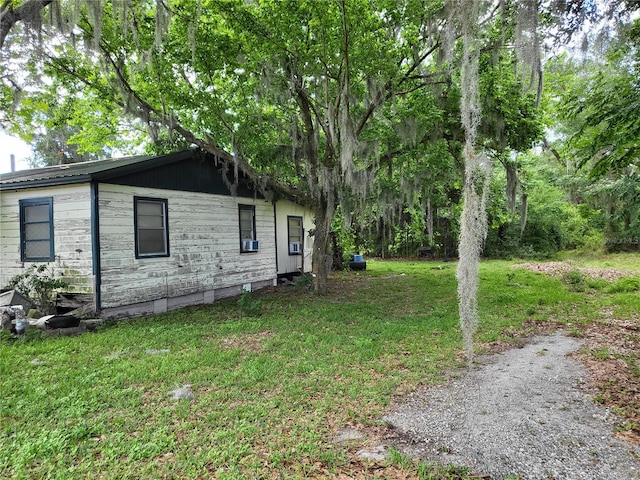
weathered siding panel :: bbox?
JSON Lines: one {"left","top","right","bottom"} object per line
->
{"left": 275, "top": 200, "right": 314, "bottom": 275}
{"left": 98, "top": 184, "right": 277, "bottom": 310}
{"left": 0, "top": 184, "right": 94, "bottom": 294}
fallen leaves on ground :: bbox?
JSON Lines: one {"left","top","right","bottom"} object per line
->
{"left": 568, "top": 317, "right": 640, "bottom": 445}
{"left": 513, "top": 261, "right": 633, "bottom": 281}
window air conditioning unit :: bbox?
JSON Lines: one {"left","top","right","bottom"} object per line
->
{"left": 243, "top": 240, "right": 259, "bottom": 251}
{"left": 289, "top": 242, "right": 302, "bottom": 254}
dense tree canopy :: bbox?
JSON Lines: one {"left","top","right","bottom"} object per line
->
{"left": 3, "top": 0, "right": 460, "bottom": 293}
{"left": 2, "top": 0, "right": 638, "bottom": 358}
{"left": 553, "top": 18, "right": 640, "bottom": 179}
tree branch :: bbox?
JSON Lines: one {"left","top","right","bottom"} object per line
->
{"left": 355, "top": 41, "right": 441, "bottom": 137}
{"left": 541, "top": 138, "right": 566, "bottom": 168}
{"left": 0, "top": 0, "right": 52, "bottom": 49}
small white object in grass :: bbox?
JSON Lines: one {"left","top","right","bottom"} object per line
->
{"left": 105, "top": 350, "right": 129, "bottom": 360}
{"left": 168, "top": 384, "right": 194, "bottom": 400}
{"left": 30, "top": 358, "right": 45, "bottom": 365}
{"left": 146, "top": 348, "right": 170, "bottom": 355}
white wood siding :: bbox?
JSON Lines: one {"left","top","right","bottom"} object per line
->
{"left": 0, "top": 184, "right": 94, "bottom": 293}
{"left": 98, "top": 184, "right": 277, "bottom": 309}
{"left": 275, "top": 200, "right": 314, "bottom": 275}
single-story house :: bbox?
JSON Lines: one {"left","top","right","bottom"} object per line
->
{"left": 0, "top": 150, "right": 314, "bottom": 318}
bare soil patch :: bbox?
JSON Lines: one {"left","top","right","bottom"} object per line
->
{"left": 512, "top": 261, "right": 633, "bottom": 281}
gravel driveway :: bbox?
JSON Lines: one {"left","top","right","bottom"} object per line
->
{"left": 383, "top": 332, "right": 640, "bottom": 479}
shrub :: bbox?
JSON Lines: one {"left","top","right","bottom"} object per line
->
{"left": 574, "top": 231, "right": 606, "bottom": 256}
{"left": 5, "top": 264, "right": 68, "bottom": 314}
{"left": 294, "top": 273, "right": 314, "bottom": 289}
{"left": 586, "top": 278, "right": 610, "bottom": 290}
{"left": 521, "top": 217, "right": 566, "bottom": 256}
{"left": 605, "top": 277, "right": 640, "bottom": 293}
{"left": 562, "top": 269, "right": 586, "bottom": 292}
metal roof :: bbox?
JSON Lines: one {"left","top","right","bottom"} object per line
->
{"left": 0, "top": 151, "right": 193, "bottom": 190}
{"left": 0, "top": 150, "right": 310, "bottom": 205}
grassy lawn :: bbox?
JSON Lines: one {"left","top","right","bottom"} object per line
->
{"left": 1, "top": 256, "right": 638, "bottom": 479}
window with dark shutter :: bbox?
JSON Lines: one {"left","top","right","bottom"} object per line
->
{"left": 19, "top": 197, "right": 54, "bottom": 262}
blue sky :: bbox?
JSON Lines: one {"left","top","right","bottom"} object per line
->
{"left": 0, "top": 131, "right": 31, "bottom": 173}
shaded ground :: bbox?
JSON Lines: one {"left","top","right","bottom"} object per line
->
{"left": 382, "top": 331, "right": 639, "bottom": 479}
{"left": 327, "top": 261, "right": 639, "bottom": 478}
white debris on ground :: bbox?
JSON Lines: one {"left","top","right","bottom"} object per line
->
{"left": 104, "top": 350, "right": 129, "bottom": 360}
{"left": 145, "top": 348, "right": 170, "bottom": 355}
{"left": 356, "top": 445, "right": 388, "bottom": 461}
{"left": 168, "top": 384, "right": 194, "bottom": 400}
{"left": 333, "top": 427, "right": 365, "bottom": 444}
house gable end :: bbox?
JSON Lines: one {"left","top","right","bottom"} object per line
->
{"left": 98, "top": 154, "right": 262, "bottom": 198}
{"left": 1, "top": 150, "right": 264, "bottom": 199}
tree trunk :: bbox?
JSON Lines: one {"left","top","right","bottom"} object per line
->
{"left": 311, "top": 194, "right": 335, "bottom": 295}
{"left": 426, "top": 195, "right": 433, "bottom": 246}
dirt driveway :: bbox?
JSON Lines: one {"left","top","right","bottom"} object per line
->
{"left": 383, "top": 331, "right": 640, "bottom": 479}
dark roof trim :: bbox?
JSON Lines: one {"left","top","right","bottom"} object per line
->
{"left": 0, "top": 151, "right": 194, "bottom": 191}
{"left": 0, "top": 149, "right": 311, "bottom": 207}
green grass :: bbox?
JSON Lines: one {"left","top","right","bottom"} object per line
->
{"left": 557, "top": 251, "right": 640, "bottom": 274}
{"left": 1, "top": 257, "right": 638, "bottom": 479}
